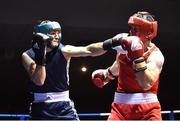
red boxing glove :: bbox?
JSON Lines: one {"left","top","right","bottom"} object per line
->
{"left": 121, "top": 36, "right": 147, "bottom": 72}
{"left": 91, "top": 69, "right": 114, "bottom": 88}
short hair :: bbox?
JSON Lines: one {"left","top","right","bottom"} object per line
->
{"left": 132, "top": 11, "right": 155, "bottom": 22}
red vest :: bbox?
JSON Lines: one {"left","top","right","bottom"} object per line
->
{"left": 117, "top": 46, "right": 159, "bottom": 94}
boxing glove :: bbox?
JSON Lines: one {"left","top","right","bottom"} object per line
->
{"left": 121, "top": 36, "right": 147, "bottom": 72}
{"left": 32, "top": 33, "right": 51, "bottom": 66}
{"left": 91, "top": 69, "right": 115, "bottom": 88}
{"left": 103, "top": 33, "right": 147, "bottom": 72}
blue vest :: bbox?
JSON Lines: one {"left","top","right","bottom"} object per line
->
{"left": 26, "top": 44, "right": 69, "bottom": 93}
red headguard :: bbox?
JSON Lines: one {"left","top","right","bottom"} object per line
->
{"left": 128, "top": 12, "right": 158, "bottom": 42}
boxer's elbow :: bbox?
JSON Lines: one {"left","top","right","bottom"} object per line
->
{"left": 141, "top": 79, "right": 155, "bottom": 91}
{"left": 141, "top": 83, "right": 153, "bottom": 91}
{"left": 36, "top": 80, "right": 45, "bottom": 86}
{"left": 137, "top": 71, "right": 157, "bottom": 91}
{"left": 31, "top": 77, "right": 45, "bottom": 86}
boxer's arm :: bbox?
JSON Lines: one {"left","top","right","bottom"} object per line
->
{"left": 91, "top": 54, "right": 119, "bottom": 88}
{"left": 61, "top": 33, "right": 128, "bottom": 59}
{"left": 135, "top": 51, "right": 164, "bottom": 90}
{"left": 108, "top": 54, "right": 120, "bottom": 77}
{"left": 21, "top": 52, "right": 46, "bottom": 86}
{"left": 61, "top": 42, "right": 106, "bottom": 59}
{"left": 103, "top": 33, "right": 128, "bottom": 50}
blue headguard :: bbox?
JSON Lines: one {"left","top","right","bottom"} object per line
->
{"left": 34, "top": 20, "right": 62, "bottom": 48}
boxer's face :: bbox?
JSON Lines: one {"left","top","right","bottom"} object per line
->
{"left": 129, "top": 25, "right": 140, "bottom": 36}
{"left": 49, "top": 30, "right": 60, "bottom": 47}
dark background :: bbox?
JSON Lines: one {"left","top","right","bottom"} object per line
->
{"left": 0, "top": 0, "right": 180, "bottom": 119}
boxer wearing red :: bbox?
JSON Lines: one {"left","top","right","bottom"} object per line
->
{"left": 92, "top": 11, "right": 164, "bottom": 120}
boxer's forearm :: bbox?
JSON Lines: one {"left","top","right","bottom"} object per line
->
{"left": 135, "top": 64, "right": 159, "bottom": 90}
{"left": 86, "top": 42, "right": 106, "bottom": 56}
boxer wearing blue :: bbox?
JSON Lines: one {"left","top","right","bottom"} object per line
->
{"left": 21, "top": 20, "right": 106, "bottom": 120}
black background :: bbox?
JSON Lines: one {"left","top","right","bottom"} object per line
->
{"left": 0, "top": 0, "right": 180, "bottom": 119}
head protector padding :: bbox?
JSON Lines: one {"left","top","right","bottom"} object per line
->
{"left": 34, "top": 20, "right": 62, "bottom": 48}
{"left": 128, "top": 12, "right": 158, "bottom": 42}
